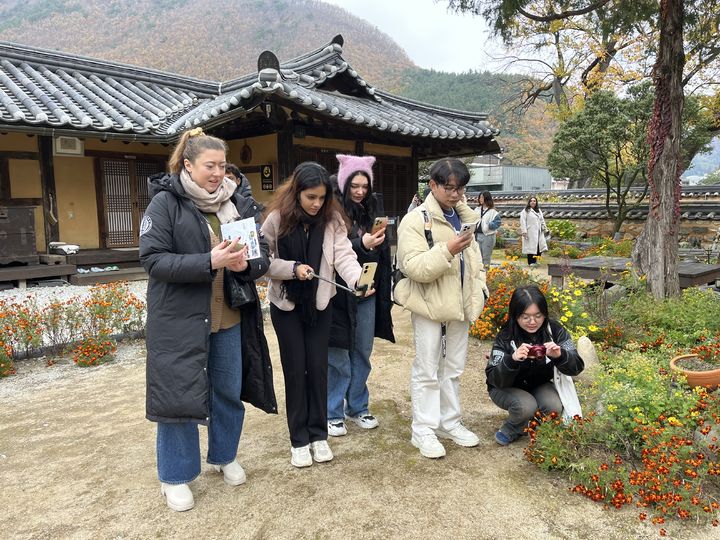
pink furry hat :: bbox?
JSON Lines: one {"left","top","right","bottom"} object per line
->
{"left": 336, "top": 154, "right": 376, "bottom": 194}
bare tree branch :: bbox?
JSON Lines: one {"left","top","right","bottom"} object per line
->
{"left": 517, "top": 0, "right": 613, "bottom": 22}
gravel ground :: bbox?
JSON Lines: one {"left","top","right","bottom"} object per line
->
{"left": 0, "top": 280, "right": 149, "bottom": 307}
{"left": 1, "top": 277, "right": 717, "bottom": 539}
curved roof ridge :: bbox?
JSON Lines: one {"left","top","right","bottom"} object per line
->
{"left": 0, "top": 41, "right": 216, "bottom": 94}
{"left": 374, "top": 89, "right": 493, "bottom": 122}
{"left": 220, "top": 35, "right": 346, "bottom": 92}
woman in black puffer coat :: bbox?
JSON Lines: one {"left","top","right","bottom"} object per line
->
{"left": 327, "top": 154, "right": 395, "bottom": 438}
{"left": 140, "top": 128, "right": 275, "bottom": 513}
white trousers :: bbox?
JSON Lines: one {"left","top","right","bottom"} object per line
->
{"left": 410, "top": 313, "right": 470, "bottom": 437}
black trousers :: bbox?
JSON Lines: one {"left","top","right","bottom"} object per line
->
{"left": 271, "top": 305, "right": 332, "bottom": 448}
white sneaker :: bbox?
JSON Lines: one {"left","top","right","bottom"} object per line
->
{"left": 211, "top": 460, "right": 246, "bottom": 486}
{"left": 411, "top": 433, "right": 446, "bottom": 459}
{"left": 436, "top": 424, "right": 480, "bottom": 447}
{"left": 310, "top": 440, "right": 334, "bottom": 463}
{"left": 290, "top": 445, "right": 313, "bottom": 468}
{"left": 160, "top": 482, "right": 194, "bottom": 512}
{"left": 328, "top": 420, "right": 347, "bottom": 437}
{"left": 347, "top": 414, "right": 379, "bottom": 429}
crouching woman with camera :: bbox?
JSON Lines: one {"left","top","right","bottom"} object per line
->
{"left": 486, "top": 286, "right": 584, "bottom": 446}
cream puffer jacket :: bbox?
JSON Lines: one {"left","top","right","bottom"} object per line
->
{"left": 395, "top": 194, "right": 488, "bottom": 322}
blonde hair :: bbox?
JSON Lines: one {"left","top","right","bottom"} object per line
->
{"left": 168, "top": 128, "right": 228, "bottom": 174}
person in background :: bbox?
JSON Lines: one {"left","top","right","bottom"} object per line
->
{"left": 140, "top": 128, "right": 275, "bottom": 512}
{"left": 225, "top": 163, "right": 253, "bottom": 198}
{"left": 474, "top": 190, "right": 501, "bottom": 267}
{"left": 261, "top": 161, "right": 371, "bottom": 468}
{"left": 326, "top": 154, "right": 395, "bottom": 437}
{"left": 395, "top": 158, "right": 488, "bottom": 459}
{"left": 519, "top": 196, "right": 548, "bottom": 266}
{"left": 407, "top": 186, "right": 431, "bottom": 213}
{"left": 486, "top": 286, "right": 584, "bottom": 446}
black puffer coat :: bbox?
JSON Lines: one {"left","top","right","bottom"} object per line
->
{"left": 328, "top": 194, "right": 395, "bottom": 349}
{"left": 140, "top": 172, "right": 277, "bottom": 424}
{"left": 486, "top": 319, "right": 584, "bottom": 391}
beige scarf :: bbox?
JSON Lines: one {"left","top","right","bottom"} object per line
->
{"left": 180, "top": 168, "right": 240, "bottom": 224}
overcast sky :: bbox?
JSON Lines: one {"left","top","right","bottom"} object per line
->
{"left": 322, "top": 0, "right": 503, "bottom": 73}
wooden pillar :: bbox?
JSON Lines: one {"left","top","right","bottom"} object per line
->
{"left": 38, "top": 136, "right": 60, "bottom": 249}
{"left": 355, "top": 140, "right": 364, "bottom": 156}
{"left": 276, "top": 125, "right": 293, "bottom": 184}
{"left": 410, "top": 145, "right": 419, "bottom": 194}
{"left": 0, "top": 157, "right": 10, "bottom": 200}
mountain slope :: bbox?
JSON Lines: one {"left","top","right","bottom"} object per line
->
{"left": 0, "top": 0, "right": 553, "bottom": 166}
{"left": 0, "top": 0, "right": 415, "bottom": 86}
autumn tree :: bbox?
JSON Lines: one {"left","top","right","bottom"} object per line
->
{"left": 448, "top": 0, "right": 720, "bottom": 297}
{"left": 548, "top": 85, "right": 713, "bottom": 233}
{"left": 548, "top": 89, "right": 652, "bottom": 233}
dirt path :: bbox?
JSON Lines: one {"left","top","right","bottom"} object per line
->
{"left": 0, "top": 307, "right": 713, "bottom": 539}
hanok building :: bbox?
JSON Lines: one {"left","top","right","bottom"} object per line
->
{"left": 0, "top": 35, "right": 499, "bottom": 282}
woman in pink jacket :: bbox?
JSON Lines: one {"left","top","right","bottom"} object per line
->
{"left": 261, "top": 161, "right": 367, "bottom": 468}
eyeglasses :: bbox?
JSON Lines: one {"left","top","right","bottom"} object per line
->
{"left": 441, "top": 184, "right": 465, "bottom": 195}
{"left": 518, "top": 313, "right": 545, "bottom": 323}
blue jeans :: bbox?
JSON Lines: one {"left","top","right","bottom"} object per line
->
{"left": 327, "top": 296, "right": 376, "bottom": 421}
{"left": 488, "top": 382, "right": 562, "bottom": 441}
{"left": 156, "top": 324, "right": 244, "bottom": 484}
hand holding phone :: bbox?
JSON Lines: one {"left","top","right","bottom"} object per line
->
{"left": 459, "top": 222, "right": 477, "bottom": 237}
{"left": 354, "top": 262, "right": 378, "bottom": 296}
{"left": 371, "top": 216, "right": 389, "bottom": 235}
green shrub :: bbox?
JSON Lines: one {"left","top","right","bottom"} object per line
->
{"left": 611, "top": 287, "right": 720, "bottom": 348}
{"left": 546, "top": 219, "right": 577, "bottom": 240}
{"left": 581, "top": 238, "right": 633, "bottom": 258}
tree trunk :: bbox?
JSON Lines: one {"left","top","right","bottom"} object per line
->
{"left": 631, "top": 0, "right": 685, "bottom": 299}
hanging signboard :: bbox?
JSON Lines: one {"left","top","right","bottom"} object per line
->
{"left": 261, "top": 164, "right": 274, "bottom": 191}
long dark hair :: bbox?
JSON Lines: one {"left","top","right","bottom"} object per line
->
{"left": 499, "top": 286, "right": 551, "bottom": 344}
{"left": 525, "top": 196, "right": 541, "bottom": 212}
{"left": 342, "top": 171, "right": 377, "bottom": 230}
{"left": 480, "top": 190, "right": 495, "bottom": 209}
{"left": 265, "top": 161, "right": 341, "bottom": 237}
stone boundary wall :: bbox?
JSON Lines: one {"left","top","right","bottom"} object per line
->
{"left": 499, "top": 217, "right": 718, "bottom": 245}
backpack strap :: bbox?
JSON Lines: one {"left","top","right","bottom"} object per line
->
{"left": 419, "top": 207, "right": 433, "bottom": 248}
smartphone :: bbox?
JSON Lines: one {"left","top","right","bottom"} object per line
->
{"left": 356, "top": 262, "right": 378, "bottom": 292}
{"left": 371, "top": 216, "right": 388, "bottom": 235}
{"left": 459, "top": 222, "right": 477, "bottom": 236}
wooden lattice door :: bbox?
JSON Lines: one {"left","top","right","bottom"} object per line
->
{"left": 98, "top": 158, "right": 163, "bottom": 247}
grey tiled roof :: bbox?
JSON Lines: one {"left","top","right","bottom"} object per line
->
{"left": 490, "top": 203, "right": 720, "bottom": 221}
{"left": 490, "top": 186, "right": 720, "bottom": 201}
{"left": 0, "top": 36, "right": 499, "bottom": 143}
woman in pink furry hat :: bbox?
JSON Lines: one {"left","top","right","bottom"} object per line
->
{"left": 326, "top": 154, "right": 395, "bottom": 437}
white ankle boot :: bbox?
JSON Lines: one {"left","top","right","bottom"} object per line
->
{"left": 160, "top": 483, "right": 194, "bottom": 512}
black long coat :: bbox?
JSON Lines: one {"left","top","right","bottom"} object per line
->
{"left": 328, "top": 194, "right": 395, "bottom": 350}
{"left": 140, "top": 172, "right": 276, "bottom": 424}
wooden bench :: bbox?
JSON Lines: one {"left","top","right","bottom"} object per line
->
{"left": 0, "top": 263, "right": 76, "bottom": 289}
{"left": 547, "top": 256, "right": 720, "bottom": 289}
{"left": 65, "top": 248, "right": 139, "bottom": 267}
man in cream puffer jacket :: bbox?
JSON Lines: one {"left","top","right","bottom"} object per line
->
{"left": 395, "top": 158, "right": 488, "bottom": 459}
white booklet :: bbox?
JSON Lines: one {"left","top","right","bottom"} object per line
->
{"left": 219, "top": 217, "right": 262, "bottom": 260}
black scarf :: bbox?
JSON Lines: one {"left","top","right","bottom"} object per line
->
{"left": 277, "top": 214, "right": 324, "bottom": 326}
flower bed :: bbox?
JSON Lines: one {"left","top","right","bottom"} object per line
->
{"left": 0, "top": 282, "right": 146, "bottom": 376}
